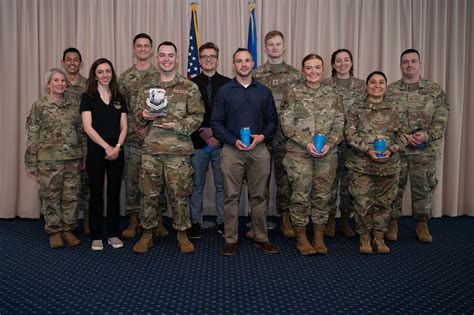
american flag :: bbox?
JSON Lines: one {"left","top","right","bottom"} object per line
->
{"left": 187, "top": 2, "right": 200, "bottom": 79}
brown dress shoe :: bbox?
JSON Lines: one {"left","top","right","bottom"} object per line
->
{"left": 254, "top": 241, "right": 279, "bottom": 254}
{"left": 221, "top": 242, "right": 237, "bottom": 256}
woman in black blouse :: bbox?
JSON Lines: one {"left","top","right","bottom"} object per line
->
{"left": 80, "top": 58, "right": 128, "bottom": 251}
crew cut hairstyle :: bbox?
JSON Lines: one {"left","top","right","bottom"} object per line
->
{"left": 400, "top": 48, "right": 421, "bottom": 63}
{"left": 62, "top": 47, "right": 82, "bottom": 63}
{"left": 232, "top": 48, "right": 252, "bottom": 62}
{"left": 133, "top": 33, "right": 153, "bottom": 46}
{"left": 86, "top": 58, "right": 120, "bottom": 100}
{"left": 157, "top": 41, "right": 177, "bottom": 53}
{"left": 264, "top": 30, "right": 284, "bottom": 44}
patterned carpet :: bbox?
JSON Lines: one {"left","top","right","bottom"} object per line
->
{"left": 0, "top": 216, "right": 473, "bottom": 314}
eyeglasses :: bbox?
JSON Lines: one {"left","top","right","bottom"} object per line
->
{"left": 200, "top": 55, "right": 217, "bottom": 60}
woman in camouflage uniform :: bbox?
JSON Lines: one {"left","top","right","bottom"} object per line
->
{"left": 322, "top": 49, "right": 366, "bottom": 238}
{"left": 280, "top": 54, "right": 344, "bottom": 256}
{"left": 25, "top": 68, "right": 84, "bottom": 249}
{"left": 345, "top": 71, "right": 408, "bottom": 254}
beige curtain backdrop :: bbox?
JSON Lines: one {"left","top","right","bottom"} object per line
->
{"left": 1, "top": 0, "right": 472, "bottom": 219}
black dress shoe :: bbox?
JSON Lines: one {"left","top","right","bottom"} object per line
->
{"left": 254, "top": 241, "right": 279, "bottom": 254}
{"left": 221, "top": 242, "right": 237, "bottom": 256}
{"left": 187, "top": 223, "right": 202, "bottom": 239}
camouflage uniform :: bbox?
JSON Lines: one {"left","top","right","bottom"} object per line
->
{"left": 280, "top": 83, "right": 344, "bottom": 226}
{"left": 253, "top": 61, "right": 303, "bottom": 216}
{"left": 386, "top": 79, "right": 449, "bottom": 220}
{"left": 322, "top": 77, "right": 366, "bottom": 216}
{"left": 25, "top": 95, "right": 83, "bottom": 234}
{"left": 345, "top": 99, "right": 408, "bottom": 234}
{"left": 118, "top": 65, "right": 160, "bottom": 216}
{"left": 136, "top": 73, "right": 204, "bottom": 231}
{"left": 64, "top": 75, "right": 89, "bottom": 218}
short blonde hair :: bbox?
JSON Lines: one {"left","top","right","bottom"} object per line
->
{"left": 44, "top": 68, "right": 66, "bottom": 94}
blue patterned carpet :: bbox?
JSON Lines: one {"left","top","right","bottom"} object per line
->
{"left": 0, "top": 216, "right": 473, "bottom": 314}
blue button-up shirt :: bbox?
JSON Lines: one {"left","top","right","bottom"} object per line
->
{"left": 211, "top": 78, "right": 278, "bottom": 147}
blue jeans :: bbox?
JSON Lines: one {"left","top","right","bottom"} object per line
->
{"left": 189, "top": 148, "right": 224, "bottom": 225}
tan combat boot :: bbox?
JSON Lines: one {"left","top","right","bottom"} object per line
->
{"left": 280, "top": 213, "right": 296, "bottom": 238}
{"left": 49, "top": 232, "right": 64, "bottom": 249}
{"left": 154, "top": 216, "right": 169, "bottom": 238}
{"left": 313, "top": 224, "right": 328, "bottom": 255}
{"left": 122, "top": 212, "right": 140, "bottom": 239}
{"left": 373, "top": 231, "right": 390, "bottom": 254}
{"left": 324, "top": 214, "right": 336, "bottom": 238}
{"left": 177, "top": 231, "right": 195, "bottom": 253}
{"left": 385, "top": 218, "right": 398, "bottom": 241}
{"left": 294, "top": 226, "right": 316, "bottom": 256}
{"left": 62, "top": 230, "right": 81, "bottom": 246}
{"left": 245, "top": 229, "right": 255, "bottom": 239}
{"left": 359, "top": 233, "right": 372, "bottom": 254}
{"left": 132, "top": 229, "right": 154, "bottom": 253}
{"left": 416, "top": 219, "right": 433, "bottom": 243}
{"left": 340, "top": 212, "right": 356, "bottom": 238}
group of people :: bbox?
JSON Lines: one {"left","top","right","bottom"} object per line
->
{"left": 25, "top": 30, "right": 449, "bottom": 256}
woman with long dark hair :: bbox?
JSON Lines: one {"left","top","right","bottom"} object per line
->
{"left": 80, "top": 58, "right": 128, "bottom": 251}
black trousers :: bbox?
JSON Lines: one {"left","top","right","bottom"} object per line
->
{"left": 86, "top": 140, "right": 124, "bottom": 240}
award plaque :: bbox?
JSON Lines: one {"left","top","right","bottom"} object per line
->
{"left": 146, "top": 88, "right": 168, "bottom": 120}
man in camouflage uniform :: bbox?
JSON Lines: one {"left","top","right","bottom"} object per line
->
{"left": 118, "top": 33, "right": 168, "bottom": 240}
{"left": 251, "top": 30, "right": 302, "bottom": 239}
{"left": 280, "top": 54, "right": 344, "bottom": 255}
{"left": 132, "top": 41, "right": 204, "bottom": 254}
{"left": 322, "top": 49, "right": 366, "bottom": 238}
{"left": 386, "top": 49, "right": 449, "bottom": 243}
{"left": 25, "top": 68, "right": 84, "bottom": 248}
{"left": 61, "top": 47, "right": 89, "bottom": 234}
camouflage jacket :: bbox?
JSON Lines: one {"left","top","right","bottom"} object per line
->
{"left": 63, "top": 74, "right": 88, "bottom": 156}
{"left": 25, "top": 95, "right": 83, "bottom": 172}
{"left": 322, "top": 76, "right": 366, "bottom": 114}
{"left": 345, "top": 99, "right": 409, "bottom": 176}
{"left": 253, "top": 61, "right": 303, "bottom": 151}
{"left": 386, "top": 78, "right": 449, "bottom": 156}
{"left": 280, "top": 83, "right": 344, "bottom": 154}
{"left": 118, "top": 64, "right": 159, "bottom": 142}
{"left": 136, "top": 73, "right": 204, "bottom": 155}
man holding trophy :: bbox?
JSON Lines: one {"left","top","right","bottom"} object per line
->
{"left": 132, "top": 41, "right": 205, "bottom": 254}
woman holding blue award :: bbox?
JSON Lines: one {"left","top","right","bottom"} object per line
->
{"left": 345, "top": 71, "right": 408, "bottom": 254}
{"left": 280, "top": 54, "right": 344, "bottom": 256}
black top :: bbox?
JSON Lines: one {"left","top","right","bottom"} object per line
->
{"left": 80, "top": 93, "right": 128, "bottom": 142}
{"left": 211, "top": 78, "right": 278, "bottom": 147}
{"left": 190, "top": 72, "right": 231, "bottom": 149}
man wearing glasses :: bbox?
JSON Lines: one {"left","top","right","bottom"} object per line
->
{"left": 187, "top": 42, "right": 231, "bottom": 239}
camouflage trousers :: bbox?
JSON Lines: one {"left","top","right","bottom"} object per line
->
{"left": 124, "top": 141, "right": 143, "bottom": 215}
{"left": 329, "top": 142, "right": 354, "bottom": 216}
{"left": 348, "top": 170, "right": 398, "bottom": 234}
{"left": 36, "top": 159, "right": 81, "bottom": 234}
{"left": 272, "top": 150, "right": 291, "bottom": 215}
{"left": 283, "top": 150, "right": 338, "bottom": 227}
{"left": 392, "top": 155, "right": 438, "bottom": 220}
{"left": 139, "top": 154, "right": 193, "bottom": 231}
{"left": 77, "top": 171, "right": 90, "bottom": 215}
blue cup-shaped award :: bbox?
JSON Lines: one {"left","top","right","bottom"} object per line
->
{"left": 313, "top": 134, "right": 326, "bottom": 154}
{"left": 240, "top": 127, "right": 251, "bottom": 147}
{"left": 203, "top": 145, "right": 214, "bottom": 154}
{"left": 374, "top": 138, "right": 387, "bottom": 158}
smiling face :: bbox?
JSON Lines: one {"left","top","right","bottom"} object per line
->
{"left": 333, "top": 51, "right": 352, "bottom": 78}
{"left": 133, "top": 37, "right": 153, "bottom": 62}
{"left": 62, "top": 51, "right": 81, "bottom": 76}
{"left": 366, "top": 74, "right": 387, "bottom": 99}
{"left": 157, "top": 45, "right": 177, "bottom": 74}
{"left": 400, "top": 52, "right": 421, "bottom": 81}
{"left": 47, "top": 72, "right": 66, "bottom": 97}
{"left": 199, "top": 48, "right": 218, "bottom": 72}
{"left": 302, "top": 58, "right": 324, "bottom": 85}
{"left": 95, "top": 63, "right": 112, "bottom": 87}
{"left": 233, "top": 50, "right": 254, "bottom": 78}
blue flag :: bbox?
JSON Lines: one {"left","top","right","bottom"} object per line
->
{"left": 187, "top": 2, "right": 200, "bottom": 79}
{"left": 247, "top": 1, "right": 257, "bottom": 68}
